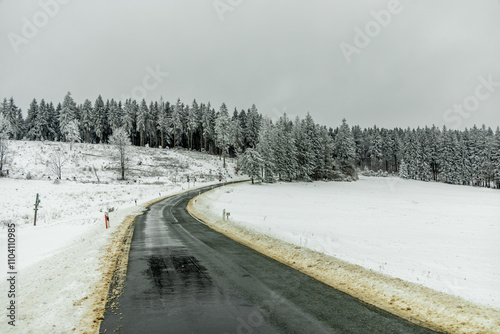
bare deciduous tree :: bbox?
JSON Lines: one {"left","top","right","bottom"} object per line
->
{"left": 49, "top": 150, "right": 67, "bottom": 180}
{"left": 109, "top": 127, "right": 131, "bottom": 180}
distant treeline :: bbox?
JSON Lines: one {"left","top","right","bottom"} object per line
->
{"left": 0, "top": 93, "right": 499, "bottom": 188}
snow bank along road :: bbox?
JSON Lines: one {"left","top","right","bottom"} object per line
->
{"left": 190, "top": 179, "right": 500, "bottom": 334}
{"left": 99, "top": 183, "right": 438, "bottom": 333}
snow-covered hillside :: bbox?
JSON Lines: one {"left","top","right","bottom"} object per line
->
{"left": 192, "top": 177, "right": 500, "bottom": 333}
{"left": 0, "top": 140, "right": 240, "bottom": 333}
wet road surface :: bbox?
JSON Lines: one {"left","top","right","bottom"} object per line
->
{"left": 100, "top": 183, "right": 440, "bottom": 334}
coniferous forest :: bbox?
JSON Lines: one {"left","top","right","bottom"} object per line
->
{"left": 1, "top": 92, "right": 499, "bottom": 188}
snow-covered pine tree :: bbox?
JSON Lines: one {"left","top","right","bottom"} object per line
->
{"left": 416, "top": 128, "right": 432, "bottom": 182}
{"left": 148, "top": 101, "right": 158, "bottom": 147}
{"left": 239, "top": 148, "right": 263, "bottom": 184}
{"left": 64, "top": 120, "right": 81, "bottom": 150}
{"left": 215, "top": 103, "right": 231, "bottom": 168}
{"left": 293, "top": 115, "right": 315, "bottom": 181}
{"left": 137, "top": 99, "right": 148, "bottom": 146}
{"left": 230, "top": 108, "right": 243, "bottom": 156}
{"left": 493, "top": 127, "right": 500, "bottom": 188}
{"left": 440, "top": 127, "right": 460, "bottom": 184}
{"left": 59, "top": 92, "right": 80, "bottom": 143}
{"left": 272, "top": 113, "right": 297, "bottom": 181}
{"left": 256, "top": 118, "right": 275, "bottom": 182}
{"left": 0, "top": 112, "right": 9, "bottom": 176}
{"left": 80, "top": 99, "right": 93, "bottom": 143}
{"left": 380, "top": 128, "right": 393, "bottom": 172}
{"left": 317, "top": 124, "right": 335, "bottom": 179}
{"left": 93, "top": 95, "right": 107, "bottom": 144}
{"left": 303, "top": 113, "right": 323, "bottom": 179}
{"left": 171, "top": 98, "right": 184, "bottom": 148}
{"left": 187, "top": 99, "right": 200, "bottom": 150}
{"left": 123, "top": 99, "right": 138, "bottom": 146}
{"left": 368, "top": 128, "right": 383, "bottom": 171}
{"left": 3, "top": 97, "right": 23, "bottom": 139}
{"left": 333, "top": 118, "right": 356, "bottom": 174}
{"left": 237, "top": 109, "right": 247, "bottom": 151}
{"left": 245, "top": 104, "right": 261, "bottom": 148}
{"left": 468, "top": 125, "right": 486, "bottom": 186}
{"left": 157, "top": 98, "right": 171, "bottom": 148}
{"left": 48, "top": 102, "right": 60, "bottom": 141}
{"left": 198, "top": 103, "right": 206, "bottom": 150}
{"left": 399, "top": 159, "right": 409, "bottom": 179}
{"left": 202, "top": 102, "right": 215, "bottom": 153}
{"left": 25, "top": 99, "right": 38, "bottom": 140}
{"left": 458, "top": 129, "right": 472, "bottom": 186}
{"left": 0, "top": 98, "right": 6, "bottom": 118}
{"left": 428, "top": 126, "right": 442, "bottom": 181}
{"left": 33, "top": 99, "right": 50, "bottom": 141}
{"left": 352, "top": 125, "right": 364, "bottom": 168}
{"left": 479, "top": 125, "right": 494, "bottom": 187}
{"left": 108, "top": 99, "right": 124, "bottom": 132}
{"left": 403, "top": 129, "right": 418, "bottom": 179}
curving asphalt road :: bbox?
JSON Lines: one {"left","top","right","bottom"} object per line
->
{"left": 100, "top": 183, "right": 440, "bottom": 334}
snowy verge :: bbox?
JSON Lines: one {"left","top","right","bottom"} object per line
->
{"left": 0, "top": 140, "right": 242, "bottom": 333}
{"left": 0, "top": 201, "right": 145, "bottom": 333}
{"left": 0, "top": 181, "right": 231, "bottom": 334}
{"left": 188, "top": 181, "right": 500, "bottom": 334}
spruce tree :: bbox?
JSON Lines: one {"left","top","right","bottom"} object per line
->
{"left": 293, "top": 116, "right": 315, "bottom": 181}
{"left": 157, "top": 99, "right": 170, "bottom": 148}
{"left": 171, "top": 98, "right": 184, "bottom": 148}
{"left": 80, "top": 99, "right": 93, "bottom": 143}
{"left": 34, "top": 99, "right": 50, "bottom": 141}
{"left": 317, "top": 125, "right": 335, "bottom": 179}
{"left": 333, "top": 118, "right": 356, "bottom": 170}
{"left": 137, "top": 99, "right": 148, "bottom": 146}
{"left": 202, "top": 102, "right": 215, "bottom": 152}
{"left": 123, "top": 99, "right": 138, "bottom": 145}
{"left": 215, "top": 103, "right": 231, "bottom": 168}
{"left": 245, "top": 104, "right": 261, "bottom": 148}
{"left": 256, "top": 118, "right": 276, "bottom": 182}
{"left": 4, "top": 98, "right": 23, "bottom": 139}
{"left": 60, "top": 92, "right": 79, "bottom": 143}
{"left": 399, "top": 160, "right": 409, "bottom": 179}
{"left": 273, "top": 113, "right": 297, "bottom": 181}
{"left": 25, "top": 99, "right": 38, "bottom": 140}
{"left": 93, "top": 95, "right": 107, "bottom": 143}
{"left": 239, "top": 148, "right": 263, "bottom": 184}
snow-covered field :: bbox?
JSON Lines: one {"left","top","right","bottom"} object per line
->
{"left": 0, "top": 140, "right": 239, "bottom": 333}
{"left": 192, "top": 176, "right": 500, "bottom": 332}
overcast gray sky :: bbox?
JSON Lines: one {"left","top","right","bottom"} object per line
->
{"left": 1, "top": 0, "right": 499, "bottom": 130}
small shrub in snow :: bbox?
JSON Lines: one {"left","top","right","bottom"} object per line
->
{"left": 26, "top": 171, "right": 32, "bottom": 180}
